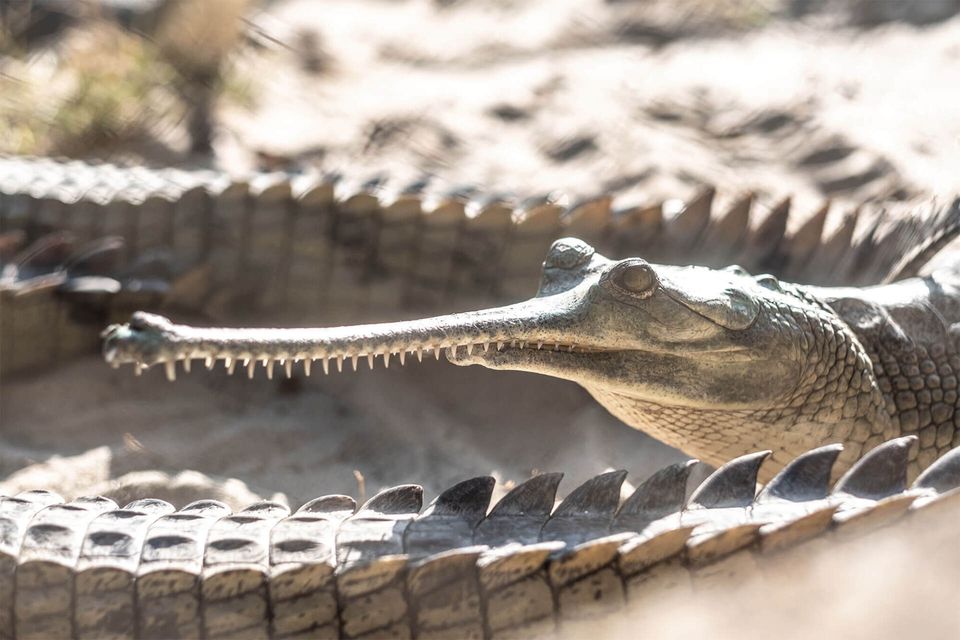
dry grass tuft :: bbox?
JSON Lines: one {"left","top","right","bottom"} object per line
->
{"left": 0, "top": 0, "right": 255, "bottom": 157}
{"left": 1, "top": 24, "right": 178, "bottom": 155}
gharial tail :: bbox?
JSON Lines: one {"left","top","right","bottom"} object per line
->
{"left": 882, "top": 196, "right": 960, "bottom": 283}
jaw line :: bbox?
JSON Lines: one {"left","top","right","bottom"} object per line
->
{"left": 448, "top": 344, "right": 610, "bottom": 372}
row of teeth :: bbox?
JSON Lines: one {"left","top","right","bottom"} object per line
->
{"left": 127, "top": 341, "right": 583, "bottom": 381}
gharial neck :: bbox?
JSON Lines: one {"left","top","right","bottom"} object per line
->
{"left": 585, "top": 287, "right": 895, "bottom": 481}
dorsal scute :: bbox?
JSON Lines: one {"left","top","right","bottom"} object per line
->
{"left": 612, "top": 460, "right": 697, "bottom": 532}
{"left": 422, "top": 476, "right": 495, "bottom": 521}
{"left": 757, "top": 444, "right": 844, "bottom": 503}
{"left": 539, "top": 471, "right": 627, "bottom": 548}
{"left": 688, "top": 450, "right": 769, "bottom": 509}
{"left": 473, "top": 473, "right": 562, "bottom": 547}
{"left": 357, "top": 484, "right": 423, "bottom": 515}
{"left": 912, "top": 446, "right": 960, "bottom": 494}
{"left": 549, "top": 470, "right": 627, "bottom": 519}
{"left": 485, "top": 473, "right": 562, "bottom": 518}
{"left": 832, "top": 436, "right": 916, "bottom": 500}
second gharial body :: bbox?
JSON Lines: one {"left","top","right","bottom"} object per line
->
{"left": 105, "top": 206, "right": 960, "bottom": 481}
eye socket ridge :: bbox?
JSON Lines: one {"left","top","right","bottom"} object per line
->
{"left": 603, "top": 259, "right": 659, "bottom": 298}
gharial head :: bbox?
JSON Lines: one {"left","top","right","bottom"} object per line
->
{"left": 102, "top": 238, "right": 890, "bottom": 473}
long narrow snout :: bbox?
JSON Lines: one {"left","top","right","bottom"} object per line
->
{"left": 101, "top": 294, "right": 590, "bottom": 380}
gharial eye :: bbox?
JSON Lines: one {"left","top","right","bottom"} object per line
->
{"left": 607, "top": 260, "right": 658, "bottom": 298}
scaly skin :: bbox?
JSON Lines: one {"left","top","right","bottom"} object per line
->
{"left": 1, "top": 439, "right": 958, "bottom": 639}
{"left": 104, "top": 236, "right": 960, "bottom": 480}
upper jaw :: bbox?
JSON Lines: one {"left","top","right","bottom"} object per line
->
{"left": 100, "top": 291, "right": 604, "bottom": 379}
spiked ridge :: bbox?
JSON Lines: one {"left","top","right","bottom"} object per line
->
{"left": 0, "top": 438, "right": 957, "bottom": 638}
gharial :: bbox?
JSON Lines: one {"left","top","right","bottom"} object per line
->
{"left": 103, "top": 212, "right": 960, "bottom": 481}
{"left": 2, "top": 156, "right": 960, "bottom": 639}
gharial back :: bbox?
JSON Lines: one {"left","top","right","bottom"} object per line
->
{"left": 814, "top": 266, "right": 960, "bottom": 474}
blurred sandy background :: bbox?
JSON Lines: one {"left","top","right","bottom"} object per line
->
{"left": 2, "top": 0, "right": 959, "bottom": 504}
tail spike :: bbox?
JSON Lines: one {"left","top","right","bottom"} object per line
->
{"left": 298, "top": 495, "right": 357, "bottom": 515}
{"left": 696, "top": 192, "right": 753, "bottom": 263}
{"left": 564, "top": 195, "right": 613, "bottom": 246}
{"left": 783, "top": 199, "right": 830, "bottom": 277}
{"left": 422, "top": 477, "right": 495, "bottom": 525}
{"left": 757, "top": 444, "right": 843, "bottom": 503}
{"left": 358, "top": 484, "right": 423, "bottom": 515}
{"left": 884, "top": 197, "right": 960, "bottom": 283}
{"left": 486, "top": 473, "right": 563, "bottom": 518}
{"left": 911, "top": 446, "right": 960, "bottom": 494}
{"left": 613, "top": 460, "right": 697, "bottom": 532}
{"left": 833, "top": 436, "right": 916, "bottom": 500}
{"left": 807, "top": 205, "right": 860, "bottom": 283}
{"left": 665, "top": 185, "right": 714, "bottom": 247}
{"left": 541, "top": 470, "right": 627, "bottom": 546}
{"left": 743, "top": 196, "right": 790, "bottom": 271}
{"left": 474, "top": 473, "right": 563, "bottom": 546}
{"left": 688, "top": 450, "right": 770, "bottom": 509}
{"left": 550, "top": 470, "right": 627, "bottom": 518}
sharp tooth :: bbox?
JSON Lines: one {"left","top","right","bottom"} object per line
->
{"left": 285, "top": 359, "right": 293, "bottom": 378}
{"left": 205, "top": 356, "right": 215, "bottom": 369}
{"left": 520, "top": 341, "right": 526, "bottom": 349}
{"left": 416, "top": 348, "right": 423, "bottom": 363}
{"left": 399, "top": 351, "right": 406, "bottom": 366}
{"left": 484, "top": 342, "right": 490, "bottom": 352}
{"left": 497, "top": 341, "right": 504, "bottom": 351}
{"left": 351, "top": 355, "right": 359, "bottom": 371}
{"left": 569, "top": 345, "right": 575, "bottom": 352}
{"left": 243, "top": 358, "right": 250, "bottom": 367}
{"left": 367, "top": 353, "right": 374, "bottom": 369}
{"left": 434, "top": 346, "right": 441, "bottom": 360}
{"left": 537, "top": 342, "right": 543, "bottom": 350}
{"left": 322, "top": 358, "right": 329, "bottom": 375}
{"left": 336, "top": 356, "right": 343, "bottom": 372}
{"left": 266, "top": 360, "right": 275, "bottom": 380}
{"left": 183, "top": 358, "right": 191, "bottom": 373}
{"left": 226, "top": 358, "right": 236, "bottom": 375}
{"left": 165, "top": 361, "right": 176, "bottom": 381}
{"left": 135, "top": 363, "right": 144, "bottom": 376}
{"left": 305, "top": 359, "right": 313, "bottom": 376}
{"left": 384, "top": 352, "right": 391, "bottom": 368}
{"left": 247, "top": 360, "right": 256, "bottom": 378}
{"left": 466, "top": 344, "right": 474, "bottom": 355}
